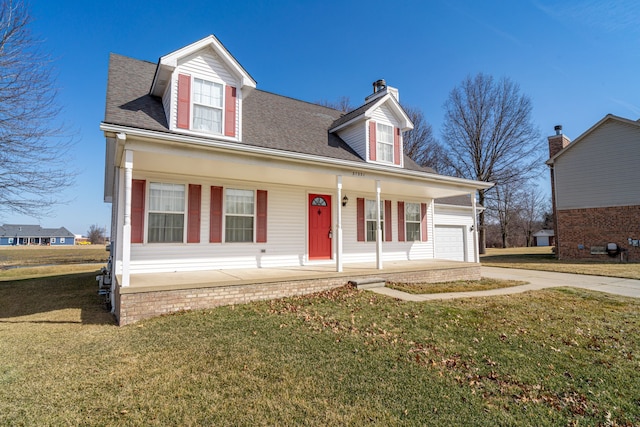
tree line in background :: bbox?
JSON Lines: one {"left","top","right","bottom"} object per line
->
{"left": 319, "top": 73, "right": 548, "bottom": 251}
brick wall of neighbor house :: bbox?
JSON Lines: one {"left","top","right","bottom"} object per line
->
{"left": 115, "top": 265, "right": 481, "bottom": 325}
{"left": 556, "top": 205, "right": 640, "bottom": 261}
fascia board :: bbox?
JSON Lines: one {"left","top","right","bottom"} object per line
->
{"left": 100, "top": 122, "right": 494, "bottom": 191}
{"left": 364, "top": 94, "right": 414, "bottom": 131}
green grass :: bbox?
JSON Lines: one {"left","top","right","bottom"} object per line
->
{"left": 1, "top": 270, "right": 638, "bottom": 426}
{"left": 482, "top": 247, "right": 640, "bottom": 279}
{"left": 387, "top": 278, "right": 527, "bottom": 294}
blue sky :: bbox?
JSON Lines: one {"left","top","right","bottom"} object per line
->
{"left": 5, "top": 0, "right": 639, "bottom": 236}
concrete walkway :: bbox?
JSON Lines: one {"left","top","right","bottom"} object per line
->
{"left": 370, "top": 266, "right": 640, "bottom": 301}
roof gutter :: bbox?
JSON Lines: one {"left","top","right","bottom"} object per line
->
{"left": 100, "top": 122, "right": 493, "bottom": 191}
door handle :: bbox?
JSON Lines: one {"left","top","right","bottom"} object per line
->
{"left": 328, "top": 229, "right": 333, "bottom": 239}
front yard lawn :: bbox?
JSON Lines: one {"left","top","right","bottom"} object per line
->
{"left": 387, "top": 278, "right": 526, "bottom": 294}
{"left": 0, "top": 271, "right": 638, "bottom": 426}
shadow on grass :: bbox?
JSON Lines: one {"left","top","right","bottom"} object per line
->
{"left": 0, "top": 271, "right": 116, "bottom": 325}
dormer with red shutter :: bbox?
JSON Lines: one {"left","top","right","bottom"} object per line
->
{"left": 329, "top": 80, "right": 413, "bottom": 167}
{"left": 149, "top": 35, "right": 256, "bottom": 140}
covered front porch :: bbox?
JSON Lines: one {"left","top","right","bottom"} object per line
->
{"left": 113, "top": 259, "right": 480, "bottom": 325}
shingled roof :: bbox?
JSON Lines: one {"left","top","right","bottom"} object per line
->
{"left": 103, "top": 53, "right": 432, "bottom": 172}
{"left": 0, "top": 224, "right": 75, "bottom": 238}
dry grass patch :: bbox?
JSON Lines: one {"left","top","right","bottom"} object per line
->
{"left": 482, "top": 247, "right": 640, "bottom": 279}
{"left": 0, "top": 245, "right": 108, "bottom": 268}
{"left": 1, "top": 268, "right": 638, "bottom": 426}
{"left": 387, "top": 278, "right": 526, "bottom": 294}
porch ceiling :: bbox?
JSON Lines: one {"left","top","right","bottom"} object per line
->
{"left": 128, "top": 144, "right": 478, "bottom": 199}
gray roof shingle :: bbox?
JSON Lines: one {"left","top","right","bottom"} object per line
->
{"left": 103, "top": 53, "right": 435, "bottom": 173}
{"left": 0, "top": 224, "right": 75, "bottom": 238}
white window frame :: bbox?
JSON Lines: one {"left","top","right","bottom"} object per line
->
{"left": 192, "top": 77, "right": 224, "bottom": 134}
{"left": 365, "top": 199, "right": 384, "bottom": 242}
{"left": 51, "top": 238, "right": 56, "bottom": 244}
{"left": 8, "top": 238, "right": 13, "bottom": 244}
{"left": 60, "top": 237, "right": 65, "bottom": 244}
{"left": 405, "top": 202, "right": 421, "bottom": 241}
{"left": 376, "top": 122, "right": 394, "bottom": 163}
{"left": 224, "top": 188, "right": 255, "bottom": 243}
{"left": 147, "top": 182, "right": 186, "bottom": 243}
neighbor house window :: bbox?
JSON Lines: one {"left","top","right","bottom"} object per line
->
{"left": 8, "top": 238, "right": 13, "bottom": 244}
{"left": 148, "top": 182, "right": 185, "bottom": 243}
{"left": 365, "top": 199, "right": 384, "bottom": 242}
{"left": 225, "top": 189, "right": 254, "bottom": 242}
{"left": 51, "top": 238, "right": 56, "bottom": 244}
{"left": 60, "top": 238, "right": 65, "bottom": 244}
{"left": 376, "top": 123, "right": 394, "bottom": 163}
{"left": 193, "top": 78, "right": 223, "bottom": 134}
{"left": 405, "top": 202, "right": 421, "bottom": 241}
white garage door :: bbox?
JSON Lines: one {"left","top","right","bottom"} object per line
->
{"left": 435, "top": 225, "right": 466, "bottom": 261}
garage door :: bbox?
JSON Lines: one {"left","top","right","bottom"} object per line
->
{"left": 435, "top": 225, "right": 466, "bottom": 261}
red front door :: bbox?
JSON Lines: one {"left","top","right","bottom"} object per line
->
{"left": 308, "top": 194, "right": 332, "bottom": 259}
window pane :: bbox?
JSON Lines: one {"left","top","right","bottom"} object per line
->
{"left": 148, "top": 213, "right": 184, "bottom": 243}
{"left": 406, "top": 203, "right": 420, "bottom": 222}
{"left": 406, "top": 222, "right": 421, "bottom": 241}
{"left": 377, "top": 123, "right": 393, "bottom": 144}
{"left": 225, "top": 189, "right": 254, "bottom": 215}
{"left": 194, "top": 79, "right": 222, "bottom": 108}
{"left": 365, "top": 200, "right": 383, "bottom": 220}
{"left": 149, "top": 183, "right": 184, "bottom": 212}
{"left": 225, "top": 216, "right": 254, "bottom": 242}
{"left": 193, "top": 105, "right": 222, "bottom": 133}
{"left": 376, "top": 123, "right": 394, "bottom": 163}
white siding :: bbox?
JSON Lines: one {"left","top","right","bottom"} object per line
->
{"left": 337, "top": 123, "right": 367, "bottom": 161}
{"left": 130, "top": 180, "right": 306, "bottom": 273}
{"left": 370, "top": 104, "right": 400, "bottom": 126}
{"left": 556, "top": 120, "right": 640, "bottom": 209}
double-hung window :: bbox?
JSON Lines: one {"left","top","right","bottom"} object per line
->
{"left": 148, "top": 182, "right": 185, "bottom": 243}
{"left": 365, "top": 199, "right": 384, "bottom": 242}
{"left": 376, "top": 123, "right": 394, "bottom": 163}
{"left": 193, "top": 78, "right": 223, "bottom": 134}
{"left": 405, "top": 202, "right": 421, "bottom": 241}
{"left": 225, "top": 189, "right": 254, "bottom": 242}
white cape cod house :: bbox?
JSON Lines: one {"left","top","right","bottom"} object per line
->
{"left": 101, "top": 35, "right": 492, "bottom": 325}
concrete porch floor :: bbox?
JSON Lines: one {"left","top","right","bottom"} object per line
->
{"left": 118, "top": 259, "right": 476, "bottom": 294}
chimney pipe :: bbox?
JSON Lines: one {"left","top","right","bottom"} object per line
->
{"left": 554, "top": 125, "right": 562, "bottom": 135}
{"left": 373, "top": 79, "right": 386, "bottom": 93}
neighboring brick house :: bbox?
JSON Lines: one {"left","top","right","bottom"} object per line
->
{"left": 101, "top": 35, "right": 491, "bottom": 324}
{"left": 546, "top": 115, "right": 640, "bottom": 261}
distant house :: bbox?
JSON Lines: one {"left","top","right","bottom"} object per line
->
{"left": 532, "top": 229, "right": 555, "bottom": 247}
{"left": 546, "top": 115, "right": 640, "bottom": 261}
{"left": 0, "top": 224, "right": 76, "bottom": 246}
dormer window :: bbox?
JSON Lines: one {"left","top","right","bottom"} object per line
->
{"left": 193, "top": 78, "right": 223, "bottom": 134}
{"left": 376, "top": 123, "right": 394, "bottom": 163}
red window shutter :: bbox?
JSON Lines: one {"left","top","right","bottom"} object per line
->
{"left": 357, "top": 197, "right": 365, "bottom": 242}
{"left": 421, "top": 202, "right": 428, "bottom": 242}
{"left": 209, "top": 186, "right": 223, "bottom": 243}
{"left": 177, "top": 74, "right": 191, "bottom": 129}
{"left": 131, "top": 179, "right": 145, "bottom": 243}
{"left": 368, "top": 121, "right": 377, "bottom": 161}
{"left": 256, "top": 190, "right": 267, "bottom": 243}
{"left": 224, "top": 86, "right": 237, "bottom": 137}
{"left": 394, "top": 127, "right": 401, "bottom": 165}
{"left": 384, "top": 200, "right": 392, "bottom": 242}
{"left": 397, "top": 201, "right": 405, "bottom": 242}
{"left": 187, "top": 184, "right": 201, "bottom": 243}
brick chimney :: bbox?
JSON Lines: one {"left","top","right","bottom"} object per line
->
{"left": 548, "top": 125, "right": 571, "bottom": 158}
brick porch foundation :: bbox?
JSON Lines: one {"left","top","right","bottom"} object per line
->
{"left": 114, "top": 265, "right": 480, "bottom": 325}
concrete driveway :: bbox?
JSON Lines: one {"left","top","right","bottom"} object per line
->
{"left": 371, "top": 266, "right": 640, "bottom": 301}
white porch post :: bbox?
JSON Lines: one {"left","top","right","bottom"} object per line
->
{"left": 122, "top": 146, "right": 133, "bottom": 287}
{"left": 471, "top": 191, "right": 479, "bottom": 263}
{"left": 375, "top": 179, "right": 383, "bottom": 270}
{"left": 336, "top": 175, "right": 343, "bottom": 272}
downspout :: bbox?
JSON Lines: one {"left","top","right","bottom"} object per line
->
{"left": 472, "top": 191, "right": 479, "bottom": 263}
{"left": 336, "top": 175, "right": 343, "bottom": 272}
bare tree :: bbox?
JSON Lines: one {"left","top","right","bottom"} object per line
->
{"left": 0, "top": 0, "right": 74, "bottom": 218}
{"left": 486, "top": 182, "right": 522, "bottom": 248}
{"left": 517, "top": 187, "right": 547, "bottom": 247}
{"left": 402, "top": 104, "right": 450, "bottom": 173}
{"left": 441, "top": 73, "right": 543, "bottom": 253}
{"left": 87, "top": 224, "right": 106, "bottom": 244}
{"left": 316, "top": 96, "right": 353, "bottom": 113}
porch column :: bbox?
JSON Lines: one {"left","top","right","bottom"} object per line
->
{"left": 375, "top": 179, "right": 383, "bottom": 270}
{"left": 336, "top": 175, "right": 343, "bottom": 272}
{"left": 122, "top": 146, "right": 133, "bottom": 287}
{"left": 471, "top": 191, "right": 479, "bottom": 263}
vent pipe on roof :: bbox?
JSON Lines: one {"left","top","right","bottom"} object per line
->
{"left": 554, "top": 125, "right": 562, "bottom": 135}
{"left": 373, "top": 79, "right": 386, "bottom": 94}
